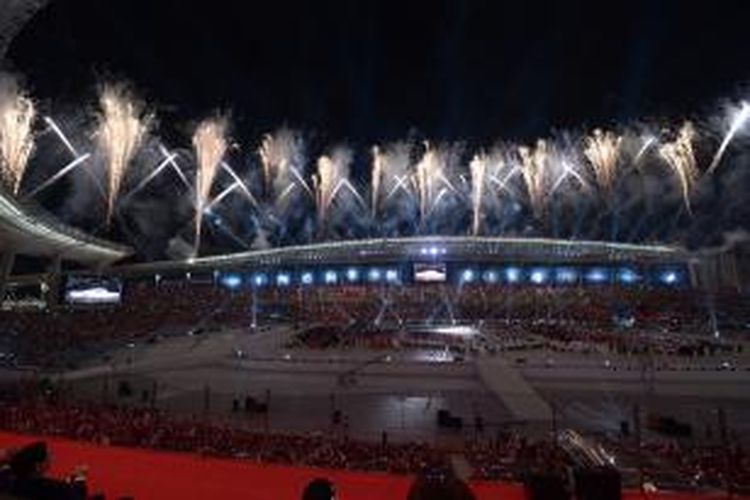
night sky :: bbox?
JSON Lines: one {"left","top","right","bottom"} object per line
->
{"left": 4, "top": 0, "right": 750, "bottom": 262}
{"left": 9, "top": 0, "right": 750, "bottom": 146}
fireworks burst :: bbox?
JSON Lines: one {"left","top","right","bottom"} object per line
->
{"left": 371, "top": 145, "right": 384, "bottom": 216}
{"left": 659, "top": 121, "right": 698, "bottom": 213}
{"left": 96, "top": 83, "right": 150, "bottom": 223}
{"left": 259, "top": 128, "right": 309, "bottom": 207}
{"left": 469, "top": 153, "right": 487, "bottom": 235}
{"left": 314, "top": 148, "right": 360, "bottom": 231}
{"left": 518, "top": 140, "right": 550, "bottom": 217}
{"left": 413, "top": 143, "right": 457, "bottom": 223}
{"left": 192, "top": 116, "right": 229, "bottom": 251}
{"left": 584, "top": 128, "right": 622, "bottom": 191}
{"left": 0, "top": 76, "right": 35, "bottom": 194}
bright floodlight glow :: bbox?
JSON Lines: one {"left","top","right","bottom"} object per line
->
{"left": 385, "top": 269, "right": 399, "bottom": 282}
{"left": 429, "top": 325, "right": 478, "bottom": 337}
{"left": 346, "top": 267, "right": 360, "bottom": 282}
{"left": 617, "top": 268, "right": 640, "bottom": 284}
{"left": 483, "top": 270, "right": 499, "bottom": 283}
{"left": 301, "top": 271, "right": 314, "bottom": 285}
{"left": 253, "top": 273, "right": 267, "bottom": 287}
{"left": 586, "top": 268, "right": 609, "bottom": 283}
{"left": 368, "top": 268, "right": 382, "bottom": 282}
{"left": 660, "top": 270, "right": 679, "bottom": 285}
{"left": 220, "top": 274, "right": 242, "bottom": 289}
{"left": 324, "top": 270, "right": 338, "bottom": 284}
{"left": 555, "top": 268, "right": 578, "bottom": 284}
{"left": 66, "top": 287, "right": 121, "bottom": 303}
{"left": 505, "top": 267, "right": 521, "bottom": 283}
{"left": 429, "top": 246, "right": 439, "bottom": 256}
{"left": 460, "top": 269, "right": 475, "bottom": 283}
{"left": 530, "top": 268, "right": 548, "bottom": 285}
{"left": 276, "top": 273, "right": 291, "bottom": 286}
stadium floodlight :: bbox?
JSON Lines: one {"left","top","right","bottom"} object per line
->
{"left": 555, "top": 267, "right": 578, "bottom": 284}
{"left": 385, "top": 269, "right": 399, "bottom": 283}
{"left": 220, "top": 274, "right": 242, "bottom": 289}
{"left": 346, "top": 267, "right": 360, "bottom": 282}
{"left": 585, "top": 268, "right": 610, "bottom": 284}
{"left": 505, "top": 267, "right": 521, "bottom": 283}
{"left": 483, "top": 269, "right": 499, "bottom": 284}
{"left": 659, "top": 269, "right": 680, "bottom": 285}
{"left": 368, "top": 268, "right": 382, "bottom": 282}
{"left": 429, "top": 246, "right": 440, "bottom": 256}
{"left": 301, "top": 271, "right": 315, "bottom": 285}
{"left": 252, "top": 273, "right": 268, "bottom": 287}
{"left": 460, "top": 269, "right": 475, "bottom": 284}
{"left": 324, "top": 270, "right": 338, "bottom": 284}
{"left": 530, "top": 268, "right": 548, "bottom": 285}
{"left": 276, "top": 273, "right": 291, "bottom": 286}
{"left": 617, "top": 268, "right": 640, "bottom": 284}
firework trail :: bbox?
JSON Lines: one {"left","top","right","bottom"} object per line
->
{"left": 259, "top": 128, "right": 309, "bottom": 206}
{"left": 708, "top": 101, "right": 750, "bottom": 173}
{"left": 96, "top": 83, "right": 150, "bottom": 223}
{"left": 584, "top": 128, "right": 622, "bottom": 191}
{"left": 634, "top": 134, "right": 656, "bottom": 164}
{"left": 371, "top": 145, "right": 384, "bottom": 216}
{"left": 659, "top": 121, "right": 698, "bottom": 213}
{"left": 469, "top": 153, "right": 487, "bottom": 235}
{"left": 413, "top": 143, "right": 458, "bottom": 223}
{"left": 44, "top": 117, "right": 79, "bottom": 157}
{"left": 518, "top": 139, "right": 550, "bottom": 217}
{"left": 192, "top": 116, "right": 228, "bottom": 252}
{"left": 314, "top": 148, "right": 358, "bottom": 230}
{"left": 0, "top": 76, "right": 35, "bottom": 194}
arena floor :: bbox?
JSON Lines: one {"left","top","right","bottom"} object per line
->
{"left": 56, "top": 325, "right": 750, "bottom": 445}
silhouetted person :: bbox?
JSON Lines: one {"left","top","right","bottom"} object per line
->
{"left": 302, "top": 478, "right": 336, "bottom": 500}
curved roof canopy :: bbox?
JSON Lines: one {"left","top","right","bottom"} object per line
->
{"left": 117, "top": 236, "right": 687, "bottom": 275}
{"left": 0, "top": 188, "right": 132, "bottom": 265}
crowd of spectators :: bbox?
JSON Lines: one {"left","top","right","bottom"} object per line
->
{"left": 0, "top": 396, "right": 448, "bottom": 477}
{"left": 0, "top": 282, "right": 254, "bottom": 368}
{"left": 0, "top": 388, "right": 746, "bottom": 494}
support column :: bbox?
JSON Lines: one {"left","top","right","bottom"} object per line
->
{"left": 45, "top": 254, "right": 63, "bottom": 307}
{"left": 0, "top": 252, "right": 16, "bottom": 304}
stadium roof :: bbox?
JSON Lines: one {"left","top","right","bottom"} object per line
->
{"left": 114, "top": 236, "right": 688, "bottom": 275}
{"left": 0, "top": 188, "right": 132, "bottom": 266}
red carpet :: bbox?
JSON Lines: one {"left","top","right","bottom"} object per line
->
{"left": 0, "top": 432, "right": 735, "bottom": 499}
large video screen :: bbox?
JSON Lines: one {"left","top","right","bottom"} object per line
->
{"left": 413, "top": 262, "right": 447, "bottom": 283}
{"left": 65, "top": 277, "right": 123, "bottom": 305}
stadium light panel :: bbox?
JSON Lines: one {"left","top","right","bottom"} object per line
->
{"left": 659, "top": 269, "right": 680, "bottom": 285}
{"left": 555, "top": 268, "right": 578, "bottom": 284}
{"left": 346, "top": 267, "right": 360, "bottom": 282}
{"left": 252, "top": 273, "right": 268, "bottom": 287}
{"left": 220, "top": 274, "right": 242, "bottom": 289}
{"left": 385, "top": 269, "right": 399, "bottom": 283}
{"left": 617, "top": 268, "right": 640, "bottom": 284}
{"left": 505, "top": 267, "right": 521, "bottom": 283}
{"left": 483, "top": 269, "right": 499, "bottom": 284}
{"left": 585, "top": 268, "right": 610, "bottom": 284}
{"left": 301, "top": 271, "right": 314, "bottom": 285}
{"left": 324, "top": 270, "right": 338, "bottom": 284}
{"left": 530, "top": 268, "right": 548, "bottom": 285}
{"left": 276, "top": 273, "right": 291, "bottom": 286}
{"left": 460, "top": 269, "right": 475, "bottom": 283}
{"left": 368, "top": 268, "right": 382, "bottom": 282}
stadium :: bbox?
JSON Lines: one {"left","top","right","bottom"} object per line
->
{"left": 0, "top": 1, "right": 749, "bottom": 500}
